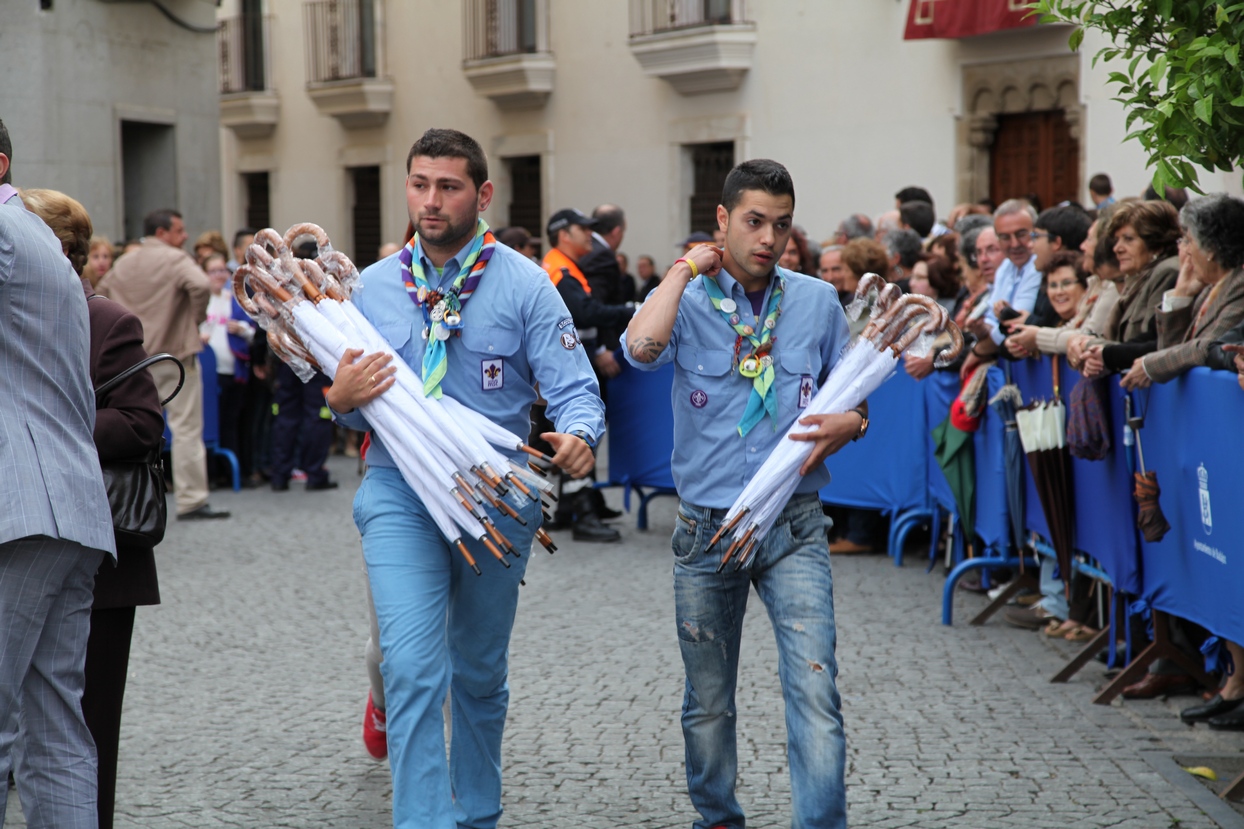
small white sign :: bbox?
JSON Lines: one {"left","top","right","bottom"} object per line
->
{"left": 798, "top": 375, "right": 814, "bottom": 409}
{"left": 481, "top": 359, "right": 504, "bottom": 391}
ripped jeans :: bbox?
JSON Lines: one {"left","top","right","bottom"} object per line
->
{"left": 673, "top": 494, "right": 846, "bottom": 829}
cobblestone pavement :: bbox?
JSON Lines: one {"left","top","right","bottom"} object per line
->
{"left": 7, "top": 454, "right": 1243, "bottom": 827}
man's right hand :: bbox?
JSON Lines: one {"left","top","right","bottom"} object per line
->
{"left": 679, "top": 244, "right": 724, "bottom": 281}
{"left": 325, "top": 348, "right": 396, "bottom": 414}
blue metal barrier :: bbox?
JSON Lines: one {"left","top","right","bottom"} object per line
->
{"left": 199, "top": 348, "right": 241, "bottom": 492}
{"left": 604, "top": 356, "right": 677, "bottom": 530}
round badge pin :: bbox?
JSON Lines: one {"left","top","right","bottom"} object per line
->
{"left": 729, "top": 314, "right": 740, "bottom": 325}
{"left": 764, "top": 318, "right": 776, "bottom": 330}
{"left": 435, "top": 326, "right": 451, "bottom": 341}
{"left": 741, "top": 325, "right": 754, "bottom": 336}
{"left": 719, "top": 298, "right": 737, "bottom": 314}
{"left": 417, "top": 286, "right": 428, "bottom": 302}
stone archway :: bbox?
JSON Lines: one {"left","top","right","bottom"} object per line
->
{"left": 956, "top": 54, "right": 1083, "bottom": 205}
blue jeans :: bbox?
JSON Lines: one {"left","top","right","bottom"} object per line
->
{"left": 354, "top": 466, "right": 539, "bottom": 829}
{"left": 1036, "top": 553, "right": 1069, "bottom": 620}
{"left": 673, "top": 494, "right": 846, "bottom": 829}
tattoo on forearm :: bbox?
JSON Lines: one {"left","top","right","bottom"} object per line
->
{"left": 628, "top": 336, "right": 666, "bottom": 363}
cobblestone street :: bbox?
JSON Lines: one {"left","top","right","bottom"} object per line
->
{"left": 7, "top": 455, "right": 1243, "bottom": 828}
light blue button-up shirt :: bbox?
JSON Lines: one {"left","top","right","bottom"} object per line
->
{"left": 332, "top": 237, "right": 605, "bottom": 470}
{"left": 983, "top": 254, "right": 1040, "bottom": 344}
{"left": 621, "top": 267, "right": 850, "bottom": 509}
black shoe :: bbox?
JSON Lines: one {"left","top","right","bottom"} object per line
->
{"left": 586, "top": 488, "right": 623, "bottom": 520}
{"left": 543, "top": 512, "right": 573, "bottom": 531}
{"left": 1185, "top": 694, "right": 1244, "bottom": 724}
{"left": 178, "top": 504, "right": 231, "bottom": 520}
{"left": 572, "top": 513, "right": 622, "bottom": 543}
{"left": 306, "top": 479, "right": 339, "bottom": 491}
{"left": 1208, "top": 707, "right": 1244, "bottom": 731}
{"left": 271, "top": 481, "right": 290, "bottom": 492}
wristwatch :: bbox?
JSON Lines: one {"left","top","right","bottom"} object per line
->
{"left": 570, "top": 430, "right": 598, "bottom": 452}
{"left": 851, "top": 409, "right": 869, "bottom": 442}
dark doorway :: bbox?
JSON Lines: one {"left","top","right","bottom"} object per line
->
{"left": 689, "top": 142, "right": 734, "bottom": 236}
{"left": 120, "top": 120, "right": 177, "bottom": 242}
{"left": 350, "top": 165, "right": 381, "bottom": 270}
{"left": 990, "top": 110, "right": 1080, "bottom": 211}
{"left": 506, "top": 155, "right": 542, "bottom": 239}
{"left": 244, "top": 172, "right": 270, "bottom": 230}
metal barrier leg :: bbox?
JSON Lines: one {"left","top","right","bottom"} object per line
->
{"left": 926, "top": 509, "right": 942, "bottom": 572}
{"left": 1050, "top": 586, "right": 1114, "bottom": 684}
{"left": 1221, "top": 770, "right": 1244, "bottom": 802}
{"left": 942, "top": 556, "right": 1036, "bottom": 626}
{"left": 1092, "top": 609, "right": 1215, "bottom": 705}
{"left": 968, "top": 573, "right": 1039, "bottom": 627}
{"left": 889, "top": 509, "right": 929, "bottom": 567}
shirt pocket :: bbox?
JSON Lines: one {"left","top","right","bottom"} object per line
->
{"left": 778, "top": 346, "right": 820, "bottom": 415}
{"left": 674, "top": 347, "right": 733, "bottom": 418}
{"left": 373, "top": 316, "right": 413, "bottom": 352}
{"left": 460, "top": 325, "right": 521, "bottom": 358}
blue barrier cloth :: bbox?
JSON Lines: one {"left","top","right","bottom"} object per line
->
{"left": 973, "top": 367, "right": 1015, "bottom": 553}
{"left": 923, "top": 373, "right": 959, "bottom": 514}
{"left": 1138, "top": 368, "right": 1244, "bottom": 644}
{"left": 820, "top": 368, "right": 929, "bottom": 512}
{"left": 1009, "top": 358, "right": 1142, "bottom": 594}
{"left": 606, "top": 357, "right": 676, "bottom": 492}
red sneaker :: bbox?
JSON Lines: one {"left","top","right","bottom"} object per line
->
{"left": 363, "top": 693, "right": 387, "bottom": 759}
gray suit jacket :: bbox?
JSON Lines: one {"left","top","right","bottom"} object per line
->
{"left": 0, "top": 192, "right": 115, "bottom": 557}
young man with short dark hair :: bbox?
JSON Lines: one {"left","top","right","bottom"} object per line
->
{"left": 623, "top": 159, "right": 859, "bottom": 829}
{"left": 327, "top": 128, "right": 604, "bottom": 829}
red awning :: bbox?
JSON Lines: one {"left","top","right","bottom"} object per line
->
{"left": 904, "top": 0, "right": 1036, "bottom": 40}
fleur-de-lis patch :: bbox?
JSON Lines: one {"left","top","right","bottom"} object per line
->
{"left": 481, "top": 359, "right": 504, "bottom": 391}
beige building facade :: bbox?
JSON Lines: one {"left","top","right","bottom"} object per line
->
{"left": 216, "top": 0, "right": 1234, "bottom": 272}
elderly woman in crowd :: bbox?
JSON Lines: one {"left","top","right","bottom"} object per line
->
{"left": 1118, "top": 193, "right": 1244, "bottom": 389}
{"left": 778, "top": 224, "right": 816, "bottom": 275}
{"left": 1005, "top": 219, "right": 1121, "bottom": 358}
{"left": 18, "top": 188, "right": 164, "bottom": 829}
{"left": 908, "top": 252, "right": 960, "bottom": 312}
{"left": 1004, "top": 250, "right": 1088, "bottom": 355}
{"left": 1078, "top": 200, "right": 1181, "bottom": 376}
{"left": 193, "top": 229, "right": 229, "bottom": 268}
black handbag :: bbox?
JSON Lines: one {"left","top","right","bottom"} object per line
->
{"left": 94, "top": 353, "right": 185, "bottom": 547}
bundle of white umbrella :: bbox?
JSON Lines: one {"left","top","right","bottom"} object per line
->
{"left": 232, "top": 224, "right": 558, "bottom": 575}
{"left": 710, "top": 274, "right": 965, "bottom": 571}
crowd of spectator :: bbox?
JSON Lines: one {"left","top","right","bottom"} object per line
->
{"left": 748, "top": 175, "right": 1244, "bottom": 729}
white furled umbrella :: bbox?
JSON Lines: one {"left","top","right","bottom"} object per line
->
{"left": 234, "top": 226, "right": 559, "bottom": 572}
{"left": 710, "top": 279, "right": 965, "bottom": 570}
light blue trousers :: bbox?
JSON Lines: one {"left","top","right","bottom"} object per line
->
{"left": 354, "top": 466, "right": 538, "bottom": 829}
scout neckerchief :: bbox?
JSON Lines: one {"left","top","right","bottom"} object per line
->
{"left": 702, "top": 271, "right": 785, "bottom": 435}
{"left": 398, "top": 219, "right": 496, "bottom": 398}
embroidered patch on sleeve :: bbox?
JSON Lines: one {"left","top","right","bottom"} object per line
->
{"left": 481, "top": 359, "right": 504, "bottom": 390}
{"left": 560, "top": 330, "right": 579, "bottom": 350}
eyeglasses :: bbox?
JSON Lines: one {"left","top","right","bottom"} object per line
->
{"left": 996, "top": 229, "right": 1032, "bottom": 244}
{"left": 207, "top": 267, "right": 231, "bottom": 276}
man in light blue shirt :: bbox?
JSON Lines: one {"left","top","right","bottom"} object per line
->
{"left": 622, "top": 159, "right": 862, "bottom": 829}
{"left": 326, "top": 129, "right": 603, "bottom": 829}
{"left": 966, "top": 199, "right": 1040, "bottom": 354}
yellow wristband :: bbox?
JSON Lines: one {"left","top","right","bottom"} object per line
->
{"left": 676, "top": 257, "right": 699, "bottom": 280}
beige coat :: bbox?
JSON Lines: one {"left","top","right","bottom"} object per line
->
{"left": 97, "top": 238, "right": 211, "bottom": 361}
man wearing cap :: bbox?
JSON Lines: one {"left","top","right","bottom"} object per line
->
{"left": 681, "top": 230, "right": 715, "bottom": 254}
{"left": 325, "top": 129, "right": 603, "bottom": 829}
{"left": 622, "top": 159, "right": 860, "bottom": 829}
{"left": 536, "top": 208, "right": 635, "bottom": 542}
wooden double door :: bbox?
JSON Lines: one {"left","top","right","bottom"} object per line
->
{"left": 989, "top": 109, "right": 1080, "bottom": 210}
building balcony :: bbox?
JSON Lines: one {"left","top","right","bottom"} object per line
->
{"left": 304, "top": 0, "right": 393, "bottom": 128}
{"left": 218, "top": 13, "right": 279, "bottom": 138}
{"left": 462, "top": 53, "right": 555, "bottom": 110}
{"left": 306, "top": 77, "right": 394, "bottom": 129}
{"left": 627, "top": 0, "right": 756, "bottom": 95}
{"left": 462, "top": 0, "right": 553, "bottom": 110}
{"left": 219, "top": 91, "right": 281, "bottom": 139}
